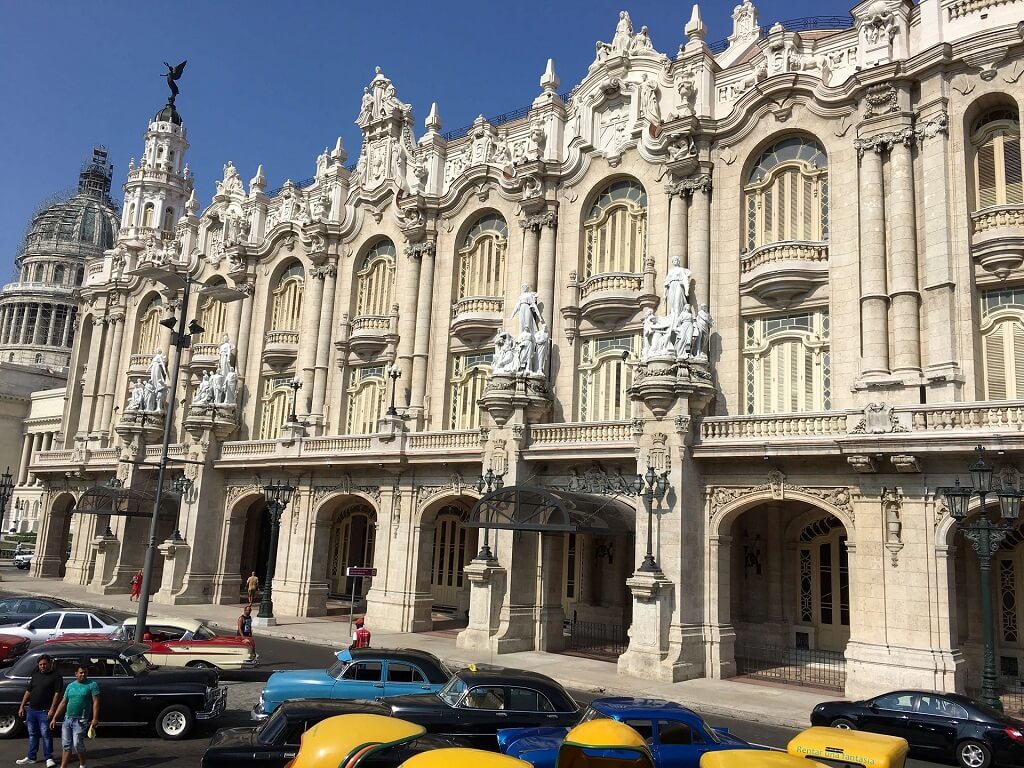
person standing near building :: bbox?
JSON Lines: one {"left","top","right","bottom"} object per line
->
{"left": 130, "top": 569, "right": 142, "bottom": 601}
{"left": 49, "top": 664, "right": 99, "bottom": 768}
{"left": 353, "top": 617, "right": 371, "bottom": 648}
{"left": 245, "top": 571, "right": 259, "bottom": 604}
{"left": 17, "top": 654, "right": 62, "bottom": 767}
{"left": 237, "top": 604, "right": 257, "bottom": 659}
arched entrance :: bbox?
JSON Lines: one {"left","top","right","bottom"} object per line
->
{"left": 429, "top": 504, "right": 477, "bottom": 613}
{"left": 239, "top": 499, "right": 272, "bottom": 585}
{"left": 35, "top": 493, "right": 75, "bottom": 578}
{"left": 326, "top": 504, "right": 376, "bottom": 598}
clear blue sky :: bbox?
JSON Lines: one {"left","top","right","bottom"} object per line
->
{"left": 0, "top": 0, "right": 853, "bottom": 274}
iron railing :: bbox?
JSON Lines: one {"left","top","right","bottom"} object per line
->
{"left": 707, "top": 16, "right": 852, "bottom": 53}
{"left": 565, "top": 619, "right": 628, "bottom": 660}
{"left": 735, "top": 643, "right": 846, "bottom": 691}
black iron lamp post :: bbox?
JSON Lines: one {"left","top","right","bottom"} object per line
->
{"left": 257, "top": 479, "right": 295, "bottom": 624}
{"left": 943, "top": 446, "right": 1023, "bottom": 711}
{"left": 385, "top": 365, "right": 402, "bottom": 417}
{"left": 170, "top": 475, "right": 193, "bottom": 540}
{"left": 633, "top": 466, "right": 669, "bottom": 573}
{"left": 474, "top": 468, "right": 505, "bottom": 560}
{"left": 0, "top": 467, "right": 13, "bottom": 548}
{"left": 286, "top": 378, "right": 303, "bottom": 423}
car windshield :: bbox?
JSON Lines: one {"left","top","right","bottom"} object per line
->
{"left": 93, "top": 611, "right": 117, "bottom": 626}
{"left": 121, "top": 653, "right": 151, "bottom": 674}
{"left": 257, "top": 708, "right": 287, "bottom": 744}
{"left": 437, "top": 675, "right": 468, "bottom": 706}
{"left": 580, "top": 706, "right": 611, "bottom": 723}
{"left": 327, "top": 660, "right": 348, "bottom": 679}
{"left": 111, "top": 626, "right": 130, "bottom": 641}
{"left": 194, "top": 625, "right": 217, "bottom": 641}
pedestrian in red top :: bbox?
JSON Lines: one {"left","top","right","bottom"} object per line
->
{"left": 353, "top": 617, "right": 371, "bottom": 648}
{"left": 130, "top": 569, "right": 143, "bottom": 601}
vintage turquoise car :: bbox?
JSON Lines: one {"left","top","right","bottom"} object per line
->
{"left": 253, "top": 648, "right": 450, "bottom": 719}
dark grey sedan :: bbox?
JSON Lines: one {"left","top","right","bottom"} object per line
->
{"left": 0, "top": 596, "right": 74, "bottom": 627}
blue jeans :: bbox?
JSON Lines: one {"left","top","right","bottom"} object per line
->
{"left": 61, "top": 717, "right": 87, "bottom": 755}
{"left": 25, "top": 706, "right": 53, "bottom": 760}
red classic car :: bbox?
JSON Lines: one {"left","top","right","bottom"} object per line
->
{"left": 0, "top": 634, "right": 30, "bottom": 666}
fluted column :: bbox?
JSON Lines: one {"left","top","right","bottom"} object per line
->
{"left": 46, "top": 304, "right": 58, "bottom": 345}
{"left": 99, "top": 313, "right": 126, "bottom": 431}
{"left": 298, "top": 268, "right": 326, "bottom": 411}
{"left": 409, "top": 241, "right": 437, "bottom": 421}
{"left": 856, "top": 139, "right": 890, "bottom": 377}
{"left": 18, "top": 304, "right": 32, "bottom": 345}
{"left": 519, "top": 217, "right": 541, "bottom": 293}
{"left": 536, "top": 211, "right": 558, "bottom": 330}
{"left": 688, "top": 175, "right": 712, "bottom": 308}
{"left": 77, "top": 318, "right": 106, "bottom": 436}
{"left": 61, "top": 309, "right": 73, "bottom": 347}
{"left": 234, "top": 284, "right": 255, "bottom": 374}
{"left": 395, "top": 250, "right": 423, "bottom": 393}
{"left": 311, "top": 262, "right": 338, "bottom": 417}
{"left": 17, "top": 434, "right": 32, "bottom": 485}
{"left": 27, "top": 433, "right": 43, "bottom": 484}
{"left": 888, "top": 132, "right": 922, "bottom": 377}
{"left": 666, "top": 185, "right": 689, "bottom": 268}
{"left": 0, "top": 306, "right": 9, "bottom": 343}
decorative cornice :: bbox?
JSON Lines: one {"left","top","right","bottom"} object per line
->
{"left": 853, "top": 128, "right": 915, "bottom": 157}
{"left": 519, "top": 211, "right": 558, "bottom": 231}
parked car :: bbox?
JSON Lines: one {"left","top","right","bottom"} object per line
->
{"left": 0, "top": 641, "right": 226, "bottom": 740}
{"left": 0, "top": 635, "right": 29, "bottom": 666}
{"left": 204, "top": 700, "right": 466, "bottom": 768}
{"left": 498, "top": 697, "right": 758, "bottom": 768}
{"left": 253, "top": 648, "right": 450, "bottom": 719}
{"left": 1, "top": 609, "right": 120, "bottom": 646}
{"left": 0, "top": 596, "right": 73, "bottom": 626}
{"left": 12, "top": 554, "right": 32, "bottom": 570}
{"left": 54, "top": 616, "right": 256, "bottom": 670}
{"left": 810, "top": 689, "right": 1024, "bottom": 768}
{"left": 378, "top": 665, "right": 580, "bottom": 748}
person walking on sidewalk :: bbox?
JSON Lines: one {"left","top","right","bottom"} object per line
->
{"left": 237, "top": 604, "right": 257, "bottom": 660}
{"left": 49, "top": 665, "right": 99, "bottom": 768}
{"left": 130, "top": 569, "right": 143, "bottom": 601}
{"left": 16, "top": 654, "right": 62, "bottom": 767}
{"left": 352, "top": 617, "right": 371, "bottom": 649}
{"left": 246, "top": 571, "right": 259, "bottom": 604}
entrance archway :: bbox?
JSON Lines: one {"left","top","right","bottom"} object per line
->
{"left": 239, "top": 499, "right": 272, "bottom": 585}
{"left": 35, "top": 493, "right": 75, "bottom": 577}
{"left": 429, "top": 504, "right": 477, "bottom": 613}
{"left": 326, "top": 504, "right": 376, "bottom": 598}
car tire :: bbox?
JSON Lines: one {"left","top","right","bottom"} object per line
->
{"left": 186, "top": 660, "right": 217, "bottom": 670}
{"left": 831, "top": 718, "right": 857, "bottom": 730}
{"left": 957, "top": 740, "right": 992, "bottom": 768}
{"left": 155, "top": 704, "right": 194, "bottom": 740}
{"left": 0, "top": 714, "right": 22, "bottom": 739}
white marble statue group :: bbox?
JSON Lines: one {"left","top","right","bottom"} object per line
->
{"left": 642, "top": 256, "right": 713, "bottom": 362}
{"left": 126, "top": 349, "right": 170, "bottom": 413}
{"left": 492, "top": 285, "right": 551, "bottom": 377}
{"left": 191, "top": 334, "right": 239, "bottom": 408}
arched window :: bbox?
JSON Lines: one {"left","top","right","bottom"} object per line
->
{"left": 257, "top": 376, "right": 293, "bottom": 439}
{"left": 973, "top": 107, "right": 1022, "bottom": 210}
{"left": 74, "top": 268, "right": 84, "bottom": 286}
{"left": 346, "top": 365, "right": 386, "bottom": 435}
{"left": 577, "top": 334, "right": 639, "bottom": 421}
{"left": 194, "top": 277, "right": 227, "bottom": 344}
{"left": 980, "top": 286, "right": 1024, "bottom": 400}
{"left": 127, "top": 204, "right": 136, "bottom": 227}
{"left": 458, "top": 214, "right": 508, "bottom": 301}
{"left": 355, "top": 241, "right": 396, "bottom": 318}
{"left": 797, "top": 515, "right": 850, "bottom": 651}
{"left": 141, "top": 203, "right": 155, "bottom": 229}
{"left": 270, "top": 262, "right": 304, "bottom": 332}
{"left": 743, "top": 310, "right": 831, "bottom": 414}
{"left": 583, "top": 180, "right": 647, "bottom": 278}
{"left": 448, "top": 351, "right": 493, "bottom": 430}
{"left": 33, "top": 265, "right": 44, "bottom": 282}
{"left": 744, "top": 137, "right": 829, "bottom": 252}
{"left": 162, "top": 207, "right": 175, "bottom": 232}
{"left": 134, "top": 295, "right": 164, "bottom": 355}
{"left": 327, "top": 506, "right": 376, "bottom": 596}
{"left": 79, "top": 209, "right": 96, "bottom": 243}
{"left": 53, "top": 265, "right": 65, "bottom": 285}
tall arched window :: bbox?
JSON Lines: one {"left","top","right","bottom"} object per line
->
{"left": 162, "top": 207, "right": 175, "bottom": 232}
{"left": 270, "top": 262, "right": 304, "bottom": 332}
{"left": 135, "top": 295, "right": 164, "bottom": 354}
{"left": 74, "top": 268, "right": 84, "bottom": 286}
{"left": 127, "top": 204, "right": 136, "bottom": 227}
{"left": 355, "top": 241, "right": 396, "bottom": 319}
{"left": 33, "top": 265, "right": 45, "bottom": 282}
{"left": 980, "top": 286, "right": 1024, "bottom": 400}
{"left": 448, "top": 351, "right": 493, "bottom": 429}
{"left": 458, "top": 214, "right": 507, "bottom": 301}
{"left": 346, "top": 365, "right": 386, "bottom": 435}
{"left": 583, "top": 180, "right": 647, "bottom": 278}
{"left": 53, "top": 265, "right": 65, "bottom": 285}
{"left": 577, "top": 334, "right": 639, "bottom": 421}
{"left": 743, "top": 310, "right": 831, "bottom": 414}
{"left": 141, "top": 203, "right": 155, "bottom": 229}
{"left": 257, "top": 376, "right": 293, "bottom": 439}
{"left": 744, "top": 137, "right": 829, "bottom": 252}
{"left": 194, "top": 277, "right": 227, "bottom": 344}
{"left": 796, "top": 515, "right": 850, "bottom": 652}
{"left": 973, "top": 107, "right": 1022, "bottom": 210}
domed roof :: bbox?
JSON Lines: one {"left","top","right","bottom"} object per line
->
{"left": 153, "top": 100, "right": 182, "bottom": 126}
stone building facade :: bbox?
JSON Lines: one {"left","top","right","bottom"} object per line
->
{"left": 27, "top": 0, "right": 1024, "bottom": 699}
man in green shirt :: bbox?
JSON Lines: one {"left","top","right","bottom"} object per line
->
{"left": 49, "top": 665, "right": 99, "bottom": 768}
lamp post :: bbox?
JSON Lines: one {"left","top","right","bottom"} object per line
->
{"left": 170, "top": 475, "right": 193, "bottom": 540}
{"left": 286, "top": 378, "right": 303, "bottom": 423}
{"left": 632, "top": 466, "right": 669, "bottom": 573}
{"left": 257, "top": 479, "right": 295, "bottom": 625}
{"left": 127, "top": 264, "right": 245, "bottom": 638}
{"left": 385, "top": 365, "right": 401, "bottom": 417}
{"left": 0, "top": 467, "right": 13, "bottom": 550}
{"left": 942, "top": 445, "right": 1023, "bottom": 711}
{"left": 474, "top": 468, "right": 505, "bottom": 560}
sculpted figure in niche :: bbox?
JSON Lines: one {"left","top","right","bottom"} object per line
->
{"left": 218, "top": 334, "right": 234, "bottom": 377}
{"left": 638, "top": 74, "right": 661, "bottom": 123}
{"left": 492, "top": 330, "right": 516, "bottom": 374}
{"left": 691, "top": 303, "right": 714, "bottom": 358}
{"left": 674, "top": 304, "right": 695, "bottom": 359}
{"left": 150, "top": 349, "right": 169, "bottom": 392}
{"left": 224, "top": 368, "right": 239, "bottom": 405}
{"left": 512, "top": 284, "right": 542, "bottom": 336}
{"left": 126, "top": 381, "right": 145, "bottom": 411}
{"left": 664, "top": 256, "right": 693, "bottom": 328}
{"left": 516, "top": 330, "right": 536, "bottom": 374}
{"left": 211, "top": 369, "right": 226, "bottom": 405}
{"left": 192, "top": 371, "right": 213, "bottom": 405}
{"left": 143, "top": 381, "right": 158, "bottom": 412}
{"left": 532, "top": 323, "right": 550, "bottom": 376}
{"left": 642, "top": 308, "right": 672, "bottom": 358}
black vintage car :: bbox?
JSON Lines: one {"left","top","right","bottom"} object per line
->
{"left": 811, "top": 689, "right": 1024, "bottom": 768}
{"left": 0, "top": 596, "right": 74, "bottom": 626}
{"left": 379, "top": 665, "right": 580, "bottom": 748}
{"left": 0, "top": 641, "right": 227, "bottom": 740}
{"left": 203, "top": 699, "right": 466, "bottom": 768}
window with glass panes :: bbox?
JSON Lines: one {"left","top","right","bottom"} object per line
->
{"left": 578, "top": 334, "right": 639, "bottom": 421}
{"left": 355, "top": 241, "right": 396, "bottom": 318}
{"left": 194, "top": 279, "right": 227, "bottom": 345}
{"left": 257, "top": 375, "right": 294, "bottom": 440}
{"left": 744, "top": 310, "right": 830, "bottom": 414}
{"left": 448, "top": 351, "right": 493, "bottom": 430}
{"left": 458, "top": 214, "right": 507, "bottom": 301}
{"left": 346, "top": 365, "right": 386, "bottom": 435}
{"left": 134, "top": 295, "right": 164, "bottom": 354}
{"left": 270, "top": 262, "right": 304, "bottom": 332}
{"left": 981, "top": 287, "right": 1024, "bottom": 400}
{"left": 973, "top": 108, "right": 1022, "bottom": 209}
{"left": 584, "top": 180, "right": 647, "bottom": 278}
{"left": 744, "top": 137, "right": 829, "bottom": 252}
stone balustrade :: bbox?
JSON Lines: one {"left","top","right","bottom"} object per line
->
{"left": 129, "top": 353, "right": 151, "bottom": 370}
{"left": 190, "top": 343, "right": 218, "bottom": 358}
{"left": 907, "top": 401, "right": 1024, "bottom": 431}
{"left": 221, "top": 440, "right": 278, "bottom": 457}
{"left": 31, "top": 450, "right": 74, "bottom": 466}
{"left": 450, "top": 297, "right": 503, "bottom": 318}
{"left": 944, "top": 0, "right": 1014, "bottom": 20}
{"left": 531, "top": 421, "right": 633, "bottom": 445}
{"left": 971, "top": 205, "right": 1024, "bottom": 233}
{"left": 739, "top": 240, "right": 828, "bottom": 274}
{"left": 264, "top": 330, "right": 300, "bottom": 345}
{"left": 350, "top": 315, "right": 391, "bottom": 332}
{"left": 701, "top": 412, "right": 848, "bottom": 439}
{"left": 579, "top": 272, "right": 643, "bottom": 299}
{"left": 300, "top": 436, "right": 374, "bottom": 453}
{"left": 407, "top": 430, "right": 480, "bottom": 450}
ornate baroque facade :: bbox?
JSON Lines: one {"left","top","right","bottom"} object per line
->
{"left": 27, "top": 0, "right": 1024, "bottom": 698}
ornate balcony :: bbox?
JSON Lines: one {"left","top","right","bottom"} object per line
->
{"left": 128, "top": 353, "right": 152, "bottom": 374}
{"left": 189, "top": 342, "right": 219, "bottom": 370}
{"left": 348, "top": 315, "right": 394, "bottom": 356}
{"left": 739, "top": 241, "right": 828, "bottom": 306}
{"left": 578, "top": 272, "right": 648, "bottom": 328}
{"left": 262, "top": 330, "right": 299, "bottom": 367}
{"left": 971, "top": 205, "right": 1024, "bottom": 278}
{"left": 450, "top": 297, "right": 503, "bottom": 344}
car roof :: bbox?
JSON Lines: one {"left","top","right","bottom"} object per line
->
{"left": 455, "top": 665, "right": 566, "bottom": 689}
{"left": 350, "top": 648, "right": 443, "bottom": 664}
{"left": 277, "top": 698, "right": 391, "bottom": 717}
{"left": 121, "top": 616, "right": 203, "bottom": 632}
{"left": 592, "top": 697, "right": 700, "bottom": 718}
{"left": 32, "top": 640, "right": 146, "bottom": 654}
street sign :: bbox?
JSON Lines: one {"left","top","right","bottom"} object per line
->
{"left": 346, "top": 566, "right": 377, "bottom": 577}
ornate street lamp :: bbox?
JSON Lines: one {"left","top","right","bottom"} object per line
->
{"left": 633, "top": 466, "right": 669, "bottom": 573}
{"left": 474, "top": 468, "right": 505, "bottom": 560}
{"left": 0, "top": 467, "right": 13, "bottom": 549}
{"left": 286, "top": 377, "right": 303, "bottom": 423}
{"left": 170, "top": 475, "right": 193, "bottom": 541}
{"left": 385, "top": 365, "right": 402, "bottom": 417}
{"left": 942, "top": 446, "right": 1023, "bottom": 711}
{"left": 257, "top": 479, "right": 296, "bottom": 624}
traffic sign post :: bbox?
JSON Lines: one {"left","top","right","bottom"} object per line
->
{"left": 345, "top": 566, "right": 378, "bottom": 643}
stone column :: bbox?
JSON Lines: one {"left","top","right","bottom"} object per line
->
{"left": 298, "top": 267, "right": 326, "bottom": 411}
{"left": 18, "top": 304, "right": 32, "bottom": 345}
{"left": 17, "top": 434, "right": 32, "bottom": 485}
{"left": 857, "top": 140, "right": 890, "bottom": 377}
{"left": 688, "top": 176, "right": 712, "bottom": 308}
{"left": 704, "top": 534, "right": 737, "bottom": 678}
{"left": 519, "top": 218, "right": 541, "bottom": 292}
{"left": 42, "top": 432, "right": 53, "bottom": 451}
{"left": 61, "top": 308, "right": 73, "bottom": 347}
{"left": 409, "top": 241, "right": 437, "bottom": 421}
{"left": 311, "top": 262, "right": 338, "bottom": 417}
{"left": 667, "top": 186, "right": 689, "bottom": 267}
{"left": 45, "top": 304, "right": 57, "bottom": 346}
{"left": 77, "top": 319, "right": 105, "bottom": 436}
{"left": 395, "top": 251, "right": 424, "bottom": 395}
{"left": 536, "top": 212, "right": 558, "bottom": 330}
{"left": 234, "top": 286, "right": 255, "bottom": 374}
{"left": 27, "top": 434, "right": 43, "bottom": 484}
{"left": 99, "top": 314, "right": 126, "bottom": 433}
{"left": 888, "top": 133, "right": 922, "bottom": 377}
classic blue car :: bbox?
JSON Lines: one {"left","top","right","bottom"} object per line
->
{"left": 497, "top": 697, "right": 759, "bottom": 768}
{"left": 253, "top": 648, "right": 450, "bottom": 719}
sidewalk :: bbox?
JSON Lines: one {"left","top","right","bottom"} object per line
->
{"left": 0, "top": 568, "right": 838, "bottom": 729}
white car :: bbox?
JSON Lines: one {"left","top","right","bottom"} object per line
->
{"left": 12, "top": 554, "right": 32, "bottom": 570}
{"left": 3, "top": 609, "right": 120, "bottom": 646}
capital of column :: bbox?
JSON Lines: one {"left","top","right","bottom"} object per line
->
{"left": 666, "top": 173, "right": 712, "bottom": 198}
{"left": 519, "top": 211, "right": 558, "bottom": 231}
{"left": 104, "top": 312, "right": 126, "bottom": 325}
{"left": 405, "top": 239, "right": 436, "bottom": 261}
{"left": 312, "top": 263, "right": 338, "bottom": 280}
{"left": 854, "top": 127, "right": 915, "bottom": 157}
